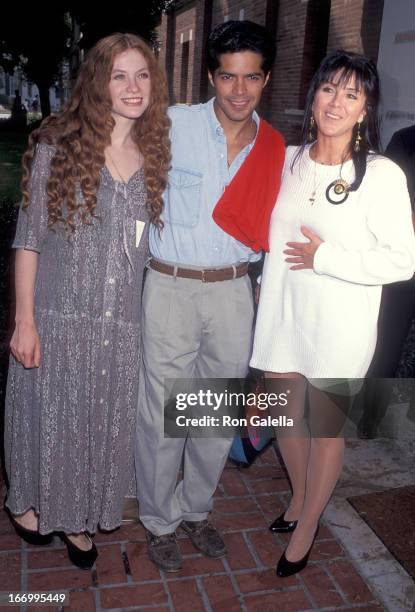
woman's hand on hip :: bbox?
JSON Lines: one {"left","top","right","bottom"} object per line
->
{"left": 284, "top": 226, "right": 323, "bottom": 270}
{"left": 10, "top": 320, "right": 41, "bottom": 368}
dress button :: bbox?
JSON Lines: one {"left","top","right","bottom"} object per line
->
{"left": 108, "top": 278, "right": 115, "bottom": 284}
{"left": 100, "top": 398, "right": 104, "bottom": 404}
{"left": 104, "top": 339, "right": 109, "bottom": 346}
{"left": 102, "top": 369, "right": 107, "bottom": 375}
{"left": 105, "top": 311, "right": 112, "bottom": 318}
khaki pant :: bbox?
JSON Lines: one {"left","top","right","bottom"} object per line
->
{"left": 135, "top": 267, "right": 254, "bottom": 535}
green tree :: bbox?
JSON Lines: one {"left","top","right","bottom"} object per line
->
{"left": 70, "top": 1, "right": 175, "bottom": 49}
{"left": 0, "top": 7, "right": 70, "bottom": 118}
{"left": 0, "top": 2, "right": 174, "bottom": 118}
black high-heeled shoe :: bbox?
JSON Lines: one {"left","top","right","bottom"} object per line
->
{"left": 5, "top": 507, "right": 53, "bottom": 546}
{"left": 269, "top": 511, "right": 298, "bottom": 533}
{"left": 276, "top": 527, "right": 318, "bottom": 577}
{"left": 60, "top": 533, "right": 97, "bottom": 570}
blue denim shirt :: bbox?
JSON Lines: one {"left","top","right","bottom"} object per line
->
{"left": 149, "top": 98, "right": 262, "bottom": 266}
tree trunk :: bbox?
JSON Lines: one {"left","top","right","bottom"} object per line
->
{"left": 37, "top": 82, "right": 51, "bottom": 118}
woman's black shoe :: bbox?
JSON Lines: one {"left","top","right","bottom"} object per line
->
{"left": 5, "top": 508, "right": 53, "bottom": 546}
{"left": 269, "top": 511, "right": 298, "bottom": 533}
{"left": 60, "top": 533, "right": 97, "bottom": 570}
{"left": 276, "top": 528, "right": 318, "bottom": 577}
{"left": 276, "top": 546, "right": 312, "bottom": 577}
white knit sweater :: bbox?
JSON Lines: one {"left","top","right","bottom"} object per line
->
{"left": 250, "top": 145, "right": 415, "bottom": 378}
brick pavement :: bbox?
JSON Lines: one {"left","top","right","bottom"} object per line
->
{"left": 0, "top": 446, "right": 384, "bottom": 611}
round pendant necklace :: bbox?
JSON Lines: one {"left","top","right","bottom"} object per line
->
{"left": 309, "top": 146, "right": 350, "bottom": 205}
{"left": 326, "top": 178, "right": 350, "bottom": 204}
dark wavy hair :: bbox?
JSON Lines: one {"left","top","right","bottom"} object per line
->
{"left": 293, "top": 50, "right": 381, "bottom": 191}
{"left": 206, "top": 20, "right": 276, "bottom": 75}
{"left": 22, "top": 32, "right": 171, "bottom": 232}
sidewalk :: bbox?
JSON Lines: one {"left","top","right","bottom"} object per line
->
{"left": 0, "top": 441, "right": 392, "bottom": 612}
{"left": 325, "top": 401, "right": 415, "bottom": 612}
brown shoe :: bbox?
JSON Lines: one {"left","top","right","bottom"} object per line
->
{"left": 145, "top": 529, "right": 182, "bottom": 572}
{"left": 180, "top": 520, "right": 227, "bottom": 558}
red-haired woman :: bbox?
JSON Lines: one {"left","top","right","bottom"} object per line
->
{"left": 4, "top": 33, "right": 170, "bottom": 569}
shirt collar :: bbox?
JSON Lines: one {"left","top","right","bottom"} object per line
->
{"left": 206, "top": 97, "right": 260, "bottom": 140}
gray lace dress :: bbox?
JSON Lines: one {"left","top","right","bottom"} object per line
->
{"left": 5, "top": 143, "right": 149, "bottom": 534}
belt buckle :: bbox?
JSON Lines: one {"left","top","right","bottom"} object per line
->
{"left": 201, "top": 269, "right": 207, "bottom": 283}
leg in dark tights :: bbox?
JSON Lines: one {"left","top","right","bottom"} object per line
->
{"left": 265, "top": 374, "right": 348, "bottom": 562}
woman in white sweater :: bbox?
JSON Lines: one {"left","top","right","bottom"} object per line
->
{"left": 250, "top": 50, "right": 415, "bottom": 577}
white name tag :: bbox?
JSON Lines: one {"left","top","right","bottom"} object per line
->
{"left": 135, "top": 220, "right": 145, "bottom": 248}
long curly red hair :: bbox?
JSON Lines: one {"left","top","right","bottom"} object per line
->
{"left": 21, "top": 32, "right": 171, "bottom": 231}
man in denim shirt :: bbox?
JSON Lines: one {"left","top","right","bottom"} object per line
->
{"left": 136, "top": 21, "right": 276, "bottom": 571}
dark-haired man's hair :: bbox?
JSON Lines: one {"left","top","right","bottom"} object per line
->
{"left": 206, "top": 20, "right": 276, "bottom": 75}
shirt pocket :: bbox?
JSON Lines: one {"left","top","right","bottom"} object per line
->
{"left": 164, "top": 167, "right": 203, "bottom": 228}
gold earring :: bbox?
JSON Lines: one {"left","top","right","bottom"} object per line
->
{"left": 308, "top": 116, "right": 315, "bottom": 142}
{"left": 354, "top": 121, "right": 362, "bottom": 152}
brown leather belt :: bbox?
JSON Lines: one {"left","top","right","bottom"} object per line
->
{"left": 149, "top": 259, "right": 249, "bottom": 282}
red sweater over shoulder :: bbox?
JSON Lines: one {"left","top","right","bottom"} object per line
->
{"left": 212, "top": 119, "right": 285, "bottom": 252}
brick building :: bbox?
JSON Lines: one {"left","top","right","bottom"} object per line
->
{"left": 157, "top": 0, "right": 385, "bottom": 142}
